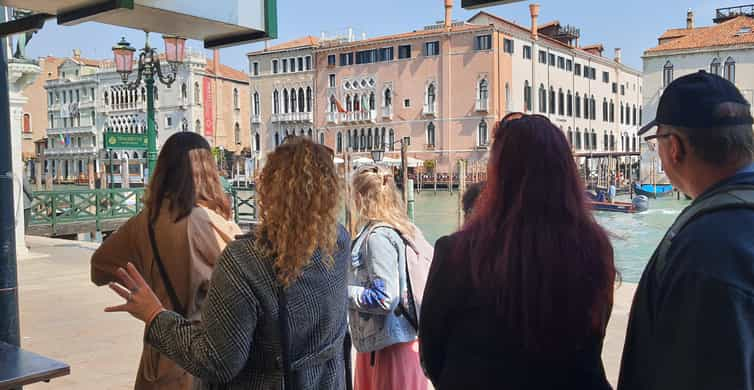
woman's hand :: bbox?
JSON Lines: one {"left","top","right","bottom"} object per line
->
{"left": 104, "top": 262, "right": 166, "bottom": 324}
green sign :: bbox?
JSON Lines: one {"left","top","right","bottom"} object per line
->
{"left": 104, "top": 132, "right": 148, "bottom": 150}
{"left": 462, "top": 0, "right": 524, "bottom": 9}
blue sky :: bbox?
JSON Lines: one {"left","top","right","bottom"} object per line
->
{"left": 25, "top": 0, "right": 742, "bottom": 72}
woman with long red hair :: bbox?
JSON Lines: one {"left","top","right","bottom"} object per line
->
{"left": 419, "top": 113, "right": 616, "bottom": 389}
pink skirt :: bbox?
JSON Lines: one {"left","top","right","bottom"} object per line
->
{"left": 354, "top": 340, "right": 429, "bottom": 390}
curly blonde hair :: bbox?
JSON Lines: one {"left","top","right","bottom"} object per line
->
{"left": 256, "top": 137, "right": 341, "bottom": 287}
{"left": 351, "top": 165, "right": 415, "bottom": 239}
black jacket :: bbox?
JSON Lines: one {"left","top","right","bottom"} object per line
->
{"left": 618, "top": 172, "right": 754, "bottom": 390}
{"left": 419, "top": 233, "right": 612, "bottom": 390}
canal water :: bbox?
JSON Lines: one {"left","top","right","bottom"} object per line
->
{"left": 412, "top": 191, "right": 690, "bottom": 283}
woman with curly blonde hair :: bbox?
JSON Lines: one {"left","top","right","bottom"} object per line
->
{"left": 349, "top": 165, "right": 429, "bottom": 390}
{"left": 104, "top": 136, "right": 352, "bottom": 390}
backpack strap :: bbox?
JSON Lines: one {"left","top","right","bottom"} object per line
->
{"left": 653, "top": 184, "right": 754, "bottom": 278}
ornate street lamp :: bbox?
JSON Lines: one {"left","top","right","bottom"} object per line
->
{"left": 112, "top": 32, "right": 186, "bottom": 180}
{"left": 370, "top": 147, "right": 385, "bottom": 163}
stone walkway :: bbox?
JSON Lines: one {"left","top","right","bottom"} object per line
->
{"left": 17, "top": 235, "right": 636, "bottom": 389}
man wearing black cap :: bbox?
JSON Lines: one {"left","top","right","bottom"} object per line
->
{"left": 619, "top": 71, "right": 754, "bottom": 389}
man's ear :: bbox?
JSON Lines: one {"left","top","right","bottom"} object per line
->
{"left": 669, "top": 133, "right": 686, "bottom": 164}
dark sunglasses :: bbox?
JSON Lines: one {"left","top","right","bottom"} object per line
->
{"left": 499, "top": 112, "right": 553, "bottom": 127}
{"left": 643, "top": 133, "right": 673, "bottom": 142}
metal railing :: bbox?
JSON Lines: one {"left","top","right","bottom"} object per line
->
{"left": 271, "top": 112, "right": 314, "bottom": 123}
{"left": 28, "top": 187, "right": 256, "bottom": 233}
{"left": 340, "top": 110, "right": 377, "bottom": 123}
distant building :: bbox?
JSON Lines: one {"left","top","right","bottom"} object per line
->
{"left": 249, "top": 1, "right": 642, "bottom": 173}
{"left": 247, "top": 37, "right": 318, "bottom": 165}
{"left": 41, "top": 49, "right": 249, "bottom": 184}
{"left": 642, "top": 6, "right": 754, "bottom": 184}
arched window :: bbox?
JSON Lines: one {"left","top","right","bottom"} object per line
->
{"left": 253, "top": 92, "right": 260, "bottom": 116}
{"left": 426, "top": 83, "right": 437, "bottom": 111}
{"left": 360, "top": 129, "right": 366, "bottom": 151}
{"left": 233, "top": 88, "right": 239, "bottom": 109}
{"left": 104, "top": 90, "right": 109, "bottom": 105}
{"left": 602, "top": 99, "right": 609, "bottom": 122}
{"left": 389, "top": 129, "right": 395, "bottom": 150}
{"left": 291, "top": 89, "right": 298, "bottom": 113}
{"left": 274, "top": 132, "right": 280, "bottom": 147}
{"left": 426, "top": 122, "right": 436, "bottom": 146}
{"left": 576, "top": 128, "right": 582, "bottom": 150}
{"left": 346, "top": 95, "right": 353, "bottom": 112}
{"left": 583, "top": 92, "right": 590, "bottom": 119}
{"left": 566, "top": 90, "right": 573, "bottom": 117}
{"left": 22, "top": 113, "right": 31, "bottom": 133}
{"left": 195, "top": 119, "right": 201, "bottom": 133}
{"left": 194, "top": 82, "right": 200, "bottom": 104}
{"left": 298, "top": 88, "right": 305, "bottom": 112}
{"left": 581, "top": 128, "right": 588, "bottom": 150}
{"left": 306, "top": 87, "right": 312, "bottom": 112}
{"left": 557, "top": 88, "right": 564, "bottom": 115}
{"left": 354, "top": 94, "right": 361, "bottom": 112}
{"left": 273, "top": 90, "right": 280, "bottom": 114}
{"left": 254, "top": 132, "right": 260, "bottom": 152}
{"left": 632, "top": 105, "right": 637, "bottom": 125}
{"left": 609, "top": 100, "right": 615, "bottom": 123}
{"left": 575, "top": 93, "right": 581, "bottom": 118}
{"left": 538, "top": 84, "right": 546, "bottom": 113}
{"left": 603, "top": 132, "right": 609, "bottom": 150}
{"left": 337, "top": 132, "right": 343, "bottom": 153}
{"left": 319, "top": 132, "right": 324, "bottom": 144}
{"left": 610, "top": 132, "right": 616, "bottom": 151}
{"left": 478, "top": 79, "right": 489, "bottom": 109}
{"left": 549, "top": 87, "right": 556, "bottom": 114}
{"left": 181, "top": 118, "right": 188, "bottom": 132}
{"left": 620, "top": 103, "right": 624, "bottom": 124}
{"left": 234, "top": 123, "right": 241, "bottom": 145}
{"left": 663, "top": 61, "right": 674, "bottom": 87}
{"left": 590, "top": 96, "right": 596, "bottom": 120}
{"left": 567, "top": 127, "right": 574, "bottom": 147}
{"left": 369, "top": 92, "right": 376, "bottom": 111}
{"left": 478, "top": 120, "right": 488, "bottom": 146}
{"left": 384, "top": 89, "right": 392, "bottom": 107}
{"left": 591, "top": 130, "right": 597, "bottom": 150}
{"left": 367, "top": 128, "right": 373, "bottom": 149}
{"left": 710, "top": 57, "right": 721, "bottom": 76}
{"left": 380, "top": 127, "right": 386, "bottom": 149}
{"left": 524, "top": 81, "right": 532, "bottom": 112}
{"left": 283, "top": 89, "right": 289, "bottom": 113}
{"left": 181, "top": 83, "right": 187, "bottom": 101}
{"left": 632, "top": 135, "right": 637, "bottom": 151}
{"left": 725, "top": 57, "right": 736, "bottom": 82}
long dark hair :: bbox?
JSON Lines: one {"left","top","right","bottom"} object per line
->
{"left": 147, "top": 132, "right": 230, "bottom": 223}
{"left": 457, "top": 114, "right": 615, "bottom": 356}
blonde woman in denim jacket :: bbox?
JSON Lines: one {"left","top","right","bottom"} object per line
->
{"left": 349, "top": 165, "right": 428, "bottom": 390}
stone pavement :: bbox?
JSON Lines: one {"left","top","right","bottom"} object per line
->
{"left": 17, "top": 235, "right": 636, "bottom": 389}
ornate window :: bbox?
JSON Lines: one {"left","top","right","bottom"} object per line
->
{"left": 478, "top": 120, "right": 488, "bottom": 146}
{"left": 724, "top": 57, "right": 736, "bottom": 82}
{"left": 663, "top": 61, "right": 674, "bottom": 87}
{"left": 426, "top": 122, "right": 435, "bottom": 146}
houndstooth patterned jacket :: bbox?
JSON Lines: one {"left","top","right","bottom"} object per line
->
{"left": 146, "top": 225, "right": 351, "bottom": 390}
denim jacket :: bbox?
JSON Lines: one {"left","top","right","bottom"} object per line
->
{"left": 348, "top": 223, "right": 417, "bottom": 353}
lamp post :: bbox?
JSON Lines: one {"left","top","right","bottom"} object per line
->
{"left": 112, "top": 33, "right": 186, "bottom": 180}
{"left": 374, "top": 136, "right": 411, "bottom": 203}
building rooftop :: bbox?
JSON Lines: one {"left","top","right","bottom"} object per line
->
{"left": 647, "top": 15, "right": 754, "bottom": 54}
{"left": 205, "top": 60, "right": 248, "bottom": 83}
{"left": 248, "top": 36, "right": 320, "bottom": 55}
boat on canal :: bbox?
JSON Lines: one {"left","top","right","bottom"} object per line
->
{"left": 634, "top": 183, "right": 674, "bottom": 198}
{"left": 586, "top": 191, "right": 650, "bottom": 214}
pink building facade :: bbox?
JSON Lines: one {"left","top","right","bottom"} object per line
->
{"left": 315, "top": 19, "right": 512, "bottom": 172}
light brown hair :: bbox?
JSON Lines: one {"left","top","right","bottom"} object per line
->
{"left": 146, "top": 132, "right": 231, "bottom": 223}
{"left": 256, "top": 137, "right": 341, "bottom": 287}
{"left": 351, "top": 165, "right": 415, "bottom": 239}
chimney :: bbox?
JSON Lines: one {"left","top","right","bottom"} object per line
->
{"left": 529, "top": 3, "right": 540, "bottom": 40}
{"left": 348, "top": 27, "right": 354, "bottom": 42}
{"left": 73, "top": 49, "right": 81, "bottom": 59}
{"left": 213, "top": 49, "right": 220, "bottom": 73}
{"left": 614, "top": 48, "right": 622, "bottom": 63}
{"left": 686, "top": 9, "right": 694, "bottom": 29}
{"left": 445, "top": 0, "right": 453, "bottom": 29}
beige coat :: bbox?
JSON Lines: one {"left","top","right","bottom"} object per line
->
{"left": 91, "top": 203, "right": 242, "bottom": 390}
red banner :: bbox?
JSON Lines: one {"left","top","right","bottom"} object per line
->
{"left": 203, "top": 77, "right": 214, "bottom": 137}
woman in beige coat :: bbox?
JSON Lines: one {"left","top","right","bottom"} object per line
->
{"left": 91, "top": 132, "right": 241, "bottom": 390}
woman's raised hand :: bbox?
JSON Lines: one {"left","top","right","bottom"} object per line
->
{"left": 105, "top": 262, "right": 166, "bottom": 324}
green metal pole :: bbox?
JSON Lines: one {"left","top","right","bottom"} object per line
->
{"left": 146, "top": 75, "right": 157, "bottom": 180}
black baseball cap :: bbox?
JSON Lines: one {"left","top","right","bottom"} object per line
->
{"left": 638, "top": 70, "right": 754, "bottom": 135}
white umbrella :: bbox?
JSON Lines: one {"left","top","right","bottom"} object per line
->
{"left": 333, "top": 157, "right": 345, "bottom": 164}
{"left": 352, "top": 157, "right": 374, "bottom": 167}
{"left": 406, "top": 157, "right": 424, "bottom": 168}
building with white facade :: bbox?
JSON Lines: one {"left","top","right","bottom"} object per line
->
{"left": 642, "top": 6, "right": 754, "bottom": 184}
{"left": 43, "top": 49, "right": 250, "bottom": 185}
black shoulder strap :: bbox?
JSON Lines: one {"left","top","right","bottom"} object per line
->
{"left": 654, "top": 184, "right": 754, "bottom": 276}
{"left": 147, "top": 222, "right": 186, "bottom": 316}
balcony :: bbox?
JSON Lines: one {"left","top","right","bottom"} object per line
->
{"left": 47, "top": 126, "right": 97, "bottom": 135}
{"left": 340, "top": 110, "right": 377, "bottom": 124}
{"left": 476, "top": 99, "right": 488, "bottom": 112}
{"left": 271, "top": 111, "right": 313, "bottom": 123}
{"left": 327, "top": 112, "right": 339, "bottom": 124}
{"left": 251, "top": 114, "right": 261, "bottom": 124}
{"left": 382, "top": 105, "right": 393, "bottom": 120}
{"left": 102, "top": 101, "right": 146, "bottom": 113}
{"left": 423, "top": 102, "right": 437, "bottom": 116}
{"left": 44, "top": 146, "right": 98, "bottom": 157}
